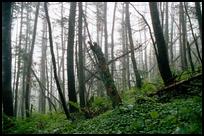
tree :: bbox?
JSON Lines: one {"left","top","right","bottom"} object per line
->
{"left": 78, "top": 2, "right": 86, "bottom": 108}
{"left": 184, "top": 2, "right": 202, "bottom": 63}
{"left": 195, "top": 2, "right": 202, "bottom": 44}
{"left": 14, "top": 2, "right": 24, "bottom": 117}
{"left": 38, "top": 18, "right": 47, "bottom": 114}
{"left": 25, "top": 2, "right": 40, "bottom": 117}
{"left": 44, "top": 2, "right": 71, "bottom": 120}
{"left": 104, "top": 2, "right": 108, "bottom": 61}
{"left": 67, "top": 2, "right": 78, "bottom": 113}
{"left": 149, "top": 2, "right": 174, "bottom": 86}
{"left": 88, "top": 42, "right": 122, "bottom": 108}
{"left": 2, "top": 2, "right": 14, "bottom": 117}
{"left": 179, "top": 2, "right": 188, "bottom": 70}
{"left": 126, "top": 2, "right": 142, "bottom": 88}
{"left": 111, "top": 2, "right": 117, "bottom": 77}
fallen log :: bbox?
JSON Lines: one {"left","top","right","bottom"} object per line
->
{"left": 148, "top": 73, "right": 202, "bottom": 101}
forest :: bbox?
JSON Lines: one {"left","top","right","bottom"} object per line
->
{"left": 2, "top": 2, "right": 202, "bottom": 134}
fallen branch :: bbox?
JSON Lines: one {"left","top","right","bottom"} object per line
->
{"left": 148, "top": 73, "right": 202, "bottom": 100}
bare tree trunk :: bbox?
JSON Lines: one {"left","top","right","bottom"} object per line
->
{"left": 44, "top": 2, "right": 71, "bottom": 120}
{"left": 169, "top": 3, "right": 174, "bottom": 64}
{"left": 104, "top": 2, "right": 108, "bottom": 61}
{"left": 184, "top": 3, "right": 202, "bottom": 63}
{"left": 2, "top": 2, "right": 14, "bottom": 117}
{"left": 25, "top": 2, "right": 40, "bottom": 117}
{"left": 88, "top": 42, "right": 122, "bottom": 108}
{"left": 38, "top": 18, "right": 47, "bottom": 114}
{"left": 164, "top": 2, "right": 169, "bottom": 62}
{"left": 78, "top": 2, "right": 86, "bottom": 108}
{"left": 14, "top": 2, "right": 24, "bottom": 117}
{"left": 179, "top": 2, "right": 188, "bottom": 70}
{"left": 121, "top": 3, "right": 127, "bottom": 91}
{"left": 126, "top": 2, "right": 142, "bottom": 88}
{"left": 149, "top": 2, "right": 174, "bottom": 86}
{"left": 21, "top": 4, "right": 31, "bottom": 118}
{"left": 67, "top": 2, "right": 78, "bottom": 113}
{"left": 195, "top": 2, "right": 202, "bottom": 45}
{"left": 187, "top": 41, "right": 195, "bottom": 72}
{"left": 111, "top": 2, "right": 117, "bottom": 77}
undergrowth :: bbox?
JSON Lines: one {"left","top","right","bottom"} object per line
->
{"left": 3, "top": 77, "right": 202, "bottom": 134}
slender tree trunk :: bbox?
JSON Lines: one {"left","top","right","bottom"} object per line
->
{"left": 111, "top": 2, "right": 117, "bottom": 77}
{"left": 61, "top": 2, "right": 65, "bottom": 95}
{"left": 44, "top": 2, "right": 71, "bottom": 120}
{"left": 149, "top": 2, "right": 174, "bottom": 86}
{"left": 164, "top": 2, "right": 169, "bottom": 62}
{"left": 169, "top": 3, "right": 174, "bottom": 64}
{"left": 179, "top": 2, "right": 188, "bottom": 70}
{"left": 184, "top": 3, "right": 202, "bottom": 63}
{"left": 21, "top": 4, "right": 30, "bottom": 118}
{"left": 67, "top": 2, "right": 78, "bottom": 113}
{"left": 38, "top": 18, "right": 47, "bottom": 114}
{"left": 121, "top": 3, "right": 126, "bottom": 91}
{"left": 2, "top": 2, "right": 14, "bottom": 117}
{"left": 195, "top": 2, "right": 202, "bottom": 45}
{"left": 187, "top": 41, "right": 195, "bottom": 72}
{"left": 78, "top": 2, "right": 86, "bottom": 108}
{"left": 126, "top": 2, "right": 142, "bottom": 88}
{"left": 104, "top": 2, "right": 108, "bottom": 61}
{"left": 25, "top": 2, "right": 40, "bottom": 118}
{"left": 14, "top": 2, "right": 24, "bottom": 117}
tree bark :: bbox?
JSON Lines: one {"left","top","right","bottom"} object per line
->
{"left": 67, "top": 2, "right": 78, "bottom": 113}
{"left": 111, "top": 2, "right": 117, "bottom": 77}
{"left": 78, "top": 2, "right": 86, "bottom": 108}
{"left": 44, "top": 2, "right": 71, "bottom": 120}
{"left": 126, "top": 2, "right": 142, "bottom": 88}
{"left": 88, "top": 42, "right": 122, "bottom": 108}
{"left": 195, "top": 2, "right": 202, "bottom": 45}
{"left": 184, "top": 3, "right": 202, "bottom": 63}
{"left": 149, "top": 2, "right": 174, "bottom": 86}
{"left": 38, "top": 18, "right": 47, "bottom": 114}
{"left": 104, "top": 2, "right": 108, "bottom": 61}
{"left": 2, "top": 2, "right": 14, "bottom": 117}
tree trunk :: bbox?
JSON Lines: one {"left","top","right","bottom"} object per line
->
{"left": 21, "top": 4, "right": 31, "bottom": 118}
{"left": 14, "top": 2, "right": 24, "bottom": 117}
{"left": 38, "top": 18, "right": 47, "bottom": 114}
{"left": 44, "top": 2, "right": 71, "bottom": 120}
{"left": 111, "top": 2, "right": 117, "bottom": 77}
{"left": 184, "top": 3, "right": 202, "bottom": 63}
{"left": 67, "top": 2, "right": 78, "bottom": 113}
{"left": 169, "top": 3, "right": 174, "bottom": 64}
{"left": 126, "top": 2, "right": 142, "bottom": 88}
{"left": 2, "top": 2, "right": 14, "bottom": 117}
{"left": 104, "top": 2, "right": 108, "bottom": 61}
{"left": 25, "top": 2, "right": 40, "bottom": 118}
{"left": 88, "top": 42, "right": 122, "bottom": 108}
{"left": 164, "top": 2, "right": 169, "bottom": 62}
{"left": 195, "top": 2, "right": 202, "bottom": 45}
{"left": 121, "top": 3, "right": 127, "bottom": 91}
{"left": 149, "top": 2, "right": 174, "bottom": 86}
{"left": 187, "top": 41, "right": 195, "bottom": 72}
{"left": 78, "top": 2, "right": 86, "bottom": 108}
{"left": 179, "top": 2, "right": 188, "bottom": 70}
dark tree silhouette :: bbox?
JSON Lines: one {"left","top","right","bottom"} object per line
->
{"left": 149, "top": 2, "right": 174, "bottom": 86}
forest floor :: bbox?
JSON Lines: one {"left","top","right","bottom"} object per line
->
{"left": 3, "top": 71, "right": 202, "bottom": 134}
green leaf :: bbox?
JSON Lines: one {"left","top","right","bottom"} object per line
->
{"left": 150, "top": 111, "right": 159, "bottom": 119}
